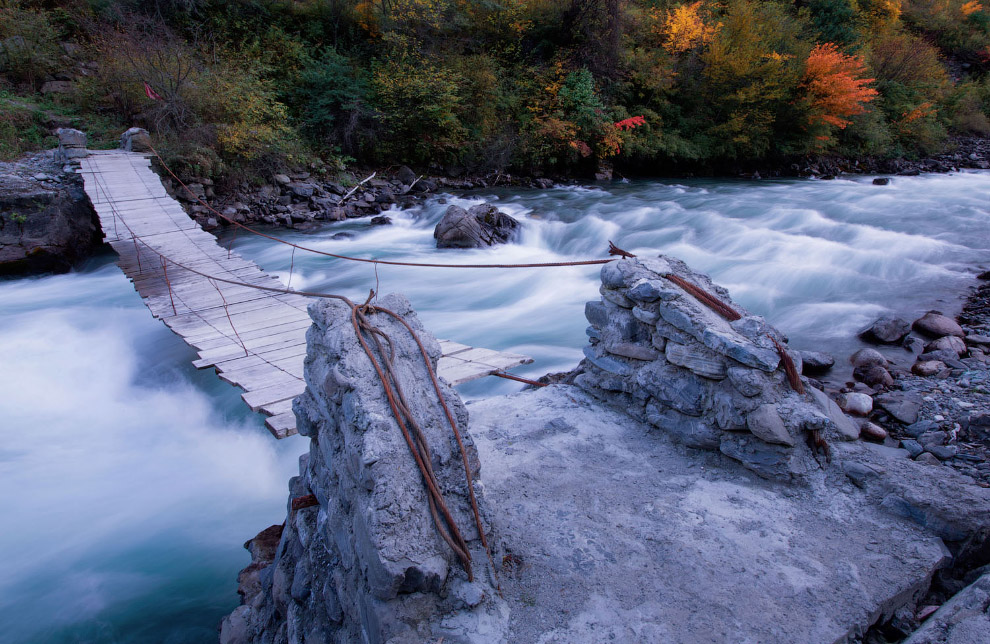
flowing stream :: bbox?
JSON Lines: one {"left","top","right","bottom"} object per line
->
{"left": 0, "top": 172, "right": 987, "bottom": 643}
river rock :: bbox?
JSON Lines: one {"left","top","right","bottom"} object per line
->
{"left": 851, "top": 348, "right": 888, "bottom": 369}
{"left": 904, "top": 335, "right": 927, "bottom": 355}
{"left": 873, "top": 177, "right": 890, "bottom": 185}
{"left": 912, "top": 361, "right": 945, "bottom": 376}
{"left": 860, "top": 422, "right": 887, "bottom": 442}
{"left": 369, "top": 215, "right": 392, "bottom": 226}
{"left": 925, "top": 335, "right": 967, "bottom": 357}
{"left": 854, "top": 364, "right": 894, "bottom": 388}
{"left": 799, "top": 350, "right": 835, "bottom": 375}
{"left": 876, "top": 391, "right": 923, "bottom": 424}
{"left": 838, "top": 393, "right": 873, "bottom": 416}
{"left": 120, "top": 127, "right": 152, "bottom": 152}
{"left": 913, "top": 311, "right": 964, "bottom": 338}
{"left": 807, "top": 386, "right": 861, "bottom": 440}
{"left": 901, "top": 439, "right": 924, "bottom": 458}
{"left": 434, "top": 204, "right": 520, "bottom": 248}
{"left": 860, "top": 316, "right": 912, "bottom": 344}
{"left": 747, "top": 404, "right": 795, "bottom": 446}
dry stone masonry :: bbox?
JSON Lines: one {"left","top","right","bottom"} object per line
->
{"left": 221, "top": 294, "right": 506, "bottom": 644}
{"left": 576, "top": 256, "right": 861, "bottom": 481}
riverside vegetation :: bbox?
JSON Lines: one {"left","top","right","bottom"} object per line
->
{"left": 1, "top": 0, "right": 989, "bottom": 190}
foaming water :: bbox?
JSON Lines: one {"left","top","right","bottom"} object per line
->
{"left": 0, "top": 172, "right": 986, "bottom": 642}
{"left": 227, "top": 171, "right": 990, "bottom": 392}
{"left": 0, "top": 255, "right": 301, "bottom": 644}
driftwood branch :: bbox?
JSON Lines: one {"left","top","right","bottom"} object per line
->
{"left": 339, "top": 171, "right": 377, "bottom": 204}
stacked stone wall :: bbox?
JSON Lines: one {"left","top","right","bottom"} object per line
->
{"left": 577, "top": 256, "right": 861, "bottom": 481}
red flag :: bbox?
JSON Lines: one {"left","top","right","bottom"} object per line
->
{"left": 144, "top": 82, "right": 163, "bottom": 101}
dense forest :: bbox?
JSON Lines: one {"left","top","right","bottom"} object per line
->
{"left": 1, "top": 0, "right": 989, "bottom": 180}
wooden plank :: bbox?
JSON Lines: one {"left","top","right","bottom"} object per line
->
{"left": 261, "top": 399, "right": 296, "bottom": 417}
{"left": 242, "top": 381, "right": 307, "bottom": 412}
{"left": 265, "top": 412, "right": 297, "bottom": 439}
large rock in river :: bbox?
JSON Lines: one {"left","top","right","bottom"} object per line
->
{"left": 434, "top": 203, "right": 520, "bottom": 249}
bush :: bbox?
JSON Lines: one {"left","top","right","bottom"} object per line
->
{"left": 370, "top": 57, "right": 467, "bottom": 163}
{"left": 0, "top": 1, "right": 62, "bottom": 90}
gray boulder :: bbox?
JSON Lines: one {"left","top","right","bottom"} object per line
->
{"left": 913, "top": 310, "right": 964, "bottom": 338}
{"left": 0, "top": 172, "right": 101, "bottom": 276}
{"left": 434, "top": 204, "right": 520, "bottom": 249}
{"left": 799, "top": 350, "right": 835, "bottom": 375}
{"left": 120, "top": 127, "right": 152, "bottom": 153}
{"left": 396, "top": 165, "right": 417, "bottom": 184}
{"left": 860, "top": 315, "right": 911, "bottom": 344}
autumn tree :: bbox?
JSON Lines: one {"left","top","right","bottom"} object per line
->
{"left": 657, "top": 1, "right": 719, "bottom": 54}
{"left": 801, "top": 42, "right": 878, "bottom": 144}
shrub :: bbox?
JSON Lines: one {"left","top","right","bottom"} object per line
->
{"left": 370, "top": 57, "right": 467, "bottom": 163}
{"left": 0, "top": 1, "right": 62, "bottom": 90}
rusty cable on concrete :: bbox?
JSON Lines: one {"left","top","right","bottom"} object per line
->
{"left": 90, "top": 167, "right": 495, "bottom": 583}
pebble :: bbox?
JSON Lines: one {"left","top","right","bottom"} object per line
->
{"left": 838, "top": 392, "right": 873, "bottom": 416}
{"left": 915, "top": 452, "right": 942, "bottom": 466}
{"left": 860, "top": 421, "right": 887, "bottom": 442}
{"left": 901, "top": 439, "right": 924, "bottom": 458}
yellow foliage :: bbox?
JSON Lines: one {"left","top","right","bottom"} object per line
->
{"left": 657, "top": 2, "right": 720, "bottom": 54}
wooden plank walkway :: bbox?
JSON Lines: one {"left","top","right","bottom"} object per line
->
{"left": 78, "top": 150, "right": 532, "bottom": 438}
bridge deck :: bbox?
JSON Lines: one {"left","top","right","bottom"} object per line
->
{"left": 78, "top": 150, "right": 531, "bottom": 438}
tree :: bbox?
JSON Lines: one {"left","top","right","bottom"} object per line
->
{"left": 802, "top": 42, "right": 878, "bottom": 136}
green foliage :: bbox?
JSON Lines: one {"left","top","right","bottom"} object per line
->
{"left": 0, "top": 90, "right": 56, "bottom": 160}
{"left": 370, "top": 57, "right": 467, "bottom": 163}
{"left": 803, "top": 0, "right": 862, "bottom": 48}
{"left": 0, "top": 0, "right": 63, "bottom": 89}
{"left": 291, "top": 48, "right": 370, "bottom": 153}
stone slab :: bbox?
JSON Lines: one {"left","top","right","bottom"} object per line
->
{"left": 467, "top": 386, "right": 950, "bottom": 644}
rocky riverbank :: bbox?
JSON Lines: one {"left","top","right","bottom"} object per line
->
{"left": 158, "top": 162, "right": 555, "bottom": 233}
{"left": 0, "top": 148, "right": 100, "bottom": 276}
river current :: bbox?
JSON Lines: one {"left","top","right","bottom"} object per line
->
{"left": 1, "top": 172, "right": 987, "bottom": 642}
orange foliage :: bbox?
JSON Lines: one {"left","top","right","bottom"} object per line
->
{"left": 901, "top": 101, "right": 936, "bottom": 123}
{"left": 657, "top": 2, "right": 719, "bottom": 54}
{"left": 961, "top": 1, "right": 983, "bottom": 16}
{"left": 802, "top": 43, "right": 879, "bottom": 129}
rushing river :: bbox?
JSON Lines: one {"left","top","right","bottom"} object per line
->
{"left": 1, "top": 172, "right": 987, "bottom": 643}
